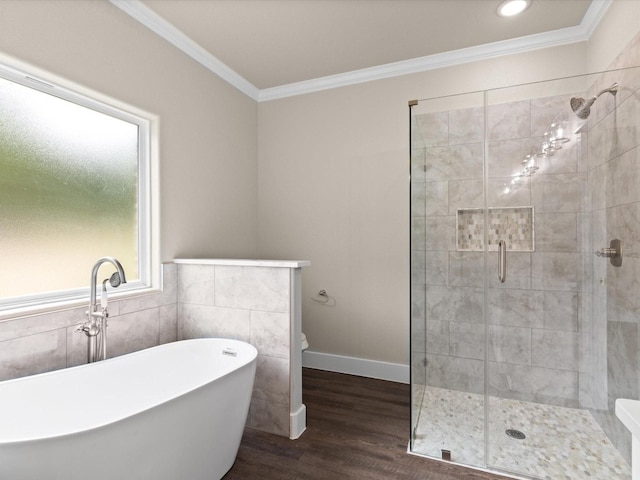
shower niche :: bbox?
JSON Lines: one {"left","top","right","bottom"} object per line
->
{"left": 456, "top": 207, "right": 534, "bottom": 252}
{"left": 410, "top": 66, "right": 640, "bottom": 480}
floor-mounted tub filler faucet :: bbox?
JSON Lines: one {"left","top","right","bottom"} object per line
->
{"left": 77, "top": 257, "right": 126, "bottom": 363}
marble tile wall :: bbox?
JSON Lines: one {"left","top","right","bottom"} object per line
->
{"left": 583, "top": 33, "right": 640, "bottom": 464}
{"left": 412, "top": 93, "right": 586, "bottom": 408}
{"left": 177, "top": 263, "right": 297, "bottom": 438}
{"left": 0, "top": 260, "right": 302, "bottom": 440}
{"left": 0, "top": 263, "right": 178, "bottom": 381}
{"left": 412, "top": 30, "right": 640, "bottom": 465}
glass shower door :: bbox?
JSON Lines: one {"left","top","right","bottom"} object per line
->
{"left": 411, "top": 67, "right": 640, "bottom": 479}
{"left": 483, "top": 80, "right": 585, "bottom": 478}
{"left": 483, "top": 73, "right": 632, "bottom": 479}
{"left": 410, "top": 92, "right": 487, "bottom": 469}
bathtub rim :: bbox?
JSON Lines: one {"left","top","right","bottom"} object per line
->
{"left": 0, "top": 337, "right": 257, "bottom": 445}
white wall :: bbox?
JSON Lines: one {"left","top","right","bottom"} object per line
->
{"left": 587, "top": 0, "right": 640, "bottom": 72}
{"left": 257, "top": 44, "right": 588, "bottom": 367}
{"left": 0, "top": 0, "right": 259, "bottom": 261}
{"left": 259, "top": 1, "right": 640, "bottom": 372}
{"left": 2, "top": 0, "right": 639, "bottom": 375}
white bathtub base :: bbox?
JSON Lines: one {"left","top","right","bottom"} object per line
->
{"left": 0, "top": 339, "right": 257, "bottom": 480}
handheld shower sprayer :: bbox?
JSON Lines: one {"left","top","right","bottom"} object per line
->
{"left": 570, "top": 82, "right": 618, "bottom": 119}
{"left": 101, "top": 279, "right": 109, "bottom": 309}
{"left": 77, "top": 257, "right": 127, "bottom": 363}
{"left": 100, "top": 271, "right": 125, "bottom": 309}
{"left": 101, "top": 270, "right": 125, "bottom": 309}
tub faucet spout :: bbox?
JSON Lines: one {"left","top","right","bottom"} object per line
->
{"left": 79, "top": 257, "right": 126, "bottom": 363}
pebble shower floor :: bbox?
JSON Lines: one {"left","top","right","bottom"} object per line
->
{"left": 412, "top": 385, "right": 631, "bottom": 479}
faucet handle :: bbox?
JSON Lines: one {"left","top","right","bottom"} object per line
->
{"left": 76, "top": 322, "right": 100, "bottom": 336}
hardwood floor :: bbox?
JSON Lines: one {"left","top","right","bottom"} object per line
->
{"left": 224, "top": 368, "right": 512, "bottom": 479}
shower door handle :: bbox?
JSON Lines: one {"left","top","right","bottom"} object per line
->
{"left": 498, "top": 240, "right": 506, "bottom": 283}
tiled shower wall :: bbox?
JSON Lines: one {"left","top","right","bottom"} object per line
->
{"left": 585, "top": 33, "right": 640, "bottom": 463}
{"left": 411, "top": 102, "right": 487, "bottom": 394}
{"left": 411, "top": 31, "right": 640, "bottom": 464}
{"left": 412, "top": 91, "right": 587, "bottom": 408}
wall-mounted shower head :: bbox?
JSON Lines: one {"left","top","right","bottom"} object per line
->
{"left": 570, "top": 82, "right": 618, "bottom": 119}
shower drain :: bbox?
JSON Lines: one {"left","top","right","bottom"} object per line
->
{"left": 505, "top": 429, "right": 526, "bottom": 440}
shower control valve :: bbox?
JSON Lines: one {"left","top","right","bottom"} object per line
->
{"left": 595, "top": 239, "right": 622, "bottom": 267}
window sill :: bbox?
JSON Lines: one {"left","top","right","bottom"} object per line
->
{"left": 0, "top": 286, "right": 163, "bottom": 323}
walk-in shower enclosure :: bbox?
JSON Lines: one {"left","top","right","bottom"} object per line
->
{"left": 410, "top": 65, "right": 640, "bottom": 479}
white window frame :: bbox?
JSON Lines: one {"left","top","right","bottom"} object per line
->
{"left": 0, "top": 55, "right": 160, "bottom": 317}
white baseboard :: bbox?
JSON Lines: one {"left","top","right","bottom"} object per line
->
{"left": 302, "top": 350, "right": 409, "bottom": 384}
{"left": 289, "top": 404, "right": 306, "bottom": 439}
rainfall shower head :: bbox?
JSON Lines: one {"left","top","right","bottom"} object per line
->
{"left": 570, "top": 82, "right": 618, "bottom": 119}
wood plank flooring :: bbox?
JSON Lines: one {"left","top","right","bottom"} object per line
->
{"left": 223, "top": 368, "right": 513, "bottom": 480}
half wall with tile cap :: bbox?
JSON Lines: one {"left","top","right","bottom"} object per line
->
{"left": 174, "top": 258, "right": 309, "bottom": 439}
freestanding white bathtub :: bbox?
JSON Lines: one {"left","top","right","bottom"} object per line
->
{"left": 0, "top": 338, "right": 257, "bottom": 480}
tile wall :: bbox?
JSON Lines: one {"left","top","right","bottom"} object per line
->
{"left": 412, "top": 30, "right": 640, "bottom": 463}
{"left": 412, "top": 91, "right": 587, "bottom": 408}
{"left": 0, "top": 263, "right": 178, "bottom": 381}
{"left": 585, "top": 33, "right": 640, "bottom": 463}
{"left": 177, "top": 261, "right": 304, "bottom": 438}
{"left": 0, "top": 260, "right": 306, "bottom": 439}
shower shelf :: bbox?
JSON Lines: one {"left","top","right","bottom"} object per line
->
{"left": 456, "top": 206, "right": 534, "bottom": 252}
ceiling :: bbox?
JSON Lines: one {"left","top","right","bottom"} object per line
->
{"left": 112, "top": 0, "right": 606, "bottom": 100}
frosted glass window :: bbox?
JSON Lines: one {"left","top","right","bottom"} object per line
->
{"left": 0, "top": 70, "right": 150, "bottom": 307}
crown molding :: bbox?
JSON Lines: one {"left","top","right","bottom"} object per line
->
{"left": 110, "top": 0, "right": 611, "bottom": 103}
{"left": 259, "top": 26, "right": 588, "bottom": 101}
{"left": 581, "top": 0, "right": 612, "bottom": 37}
{"left": 259, "top": 0, "right": 611, "bottom": 101}
{"left": 109, "top": 0, "right": 260, "bottom": 100}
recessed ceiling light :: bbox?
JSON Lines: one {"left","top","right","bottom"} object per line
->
{"left": 497, "top": 0, "right": 531, "bottom": 17}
